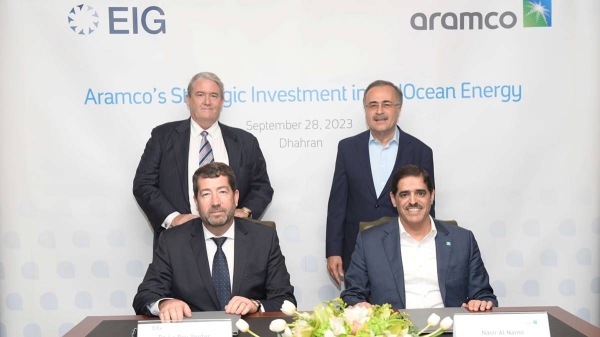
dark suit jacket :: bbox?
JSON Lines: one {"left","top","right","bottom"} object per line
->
{"left": 133, "top": 119, "right": 273, "bottom": 248}
{"left": 132, "top": 217, "right": 296, "bottom": 314}
{"left": 341, "top": 219, "right": 497, "bottom": 308}
{"left": 326, "top": 126, "right": 435, "bottom": 271}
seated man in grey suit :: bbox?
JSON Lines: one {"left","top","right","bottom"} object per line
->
{"left": 133, "top": 163, "right": 295, "bottom": 321}
{"left": 341, "top": 165, "right": 497, "bottom": 311}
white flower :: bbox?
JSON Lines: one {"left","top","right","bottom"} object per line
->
{"left": 329, "top": 317, "right": 346, "bottom": 336}
{"left": 343, "top": 305, "right": 371, "bottom": 325}
{"left": 283, "top": 327, "right": 293, "bottom": 337}
{"left": 293, "top": 320, "right": 310, "bottom": 337}
{"left": 298, "top": 312, "right": 311, "bottom": 319}
{"left": 324, "top": 330, "right": 335, "bottom": 337}
{"left": 269, "top": 319, "right": 287, "bottom": 333}
{"left": 440, "top": 317, "right": 454, "bottom": 330}
{"left": 296, "top": 320, "right": 309, "bottom": 328}
{"left": 427, "top": 313, "right": 440, "bottom": 327}
{"left": 281, "top": 300, "right": 297, "bottom": 315}
{"left": 235, "top": 319, "right": 249, "bottom": 333}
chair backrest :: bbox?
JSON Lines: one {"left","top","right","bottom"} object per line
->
{"left": 242, "top": 217, "right": 276, "bottom": 229}
{"left": 359, "top": 216, "right": 395, "bottom": 232}
{"left": 359, "top": 217, "right": 459, "bottom": 231}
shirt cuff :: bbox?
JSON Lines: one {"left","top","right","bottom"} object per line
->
{"left": 148, "top": 298, "right": 174, "bottom": 316}
{"left": 162, "top": 212, "right": 181, "bottom": 229}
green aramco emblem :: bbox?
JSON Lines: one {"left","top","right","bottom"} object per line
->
{"left": 523, "top": 0, "right": 552, "bottom": 27}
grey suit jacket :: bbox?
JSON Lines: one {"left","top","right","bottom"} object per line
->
{"left": 132, "top": 217, "right": 295, "bottom": 314}
{"left": 133, "top": 119, "right": 273, "bottom": 249}
{"left": 341, "top": 218, "right": 497, "bottom": 308}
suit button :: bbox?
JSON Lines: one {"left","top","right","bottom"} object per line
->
{"left": 375, "top": 204, "right": 379, "bottom": 209}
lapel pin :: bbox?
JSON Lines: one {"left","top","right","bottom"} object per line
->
{"left": 446, "top": 242, "right": 451, "bottom": 246}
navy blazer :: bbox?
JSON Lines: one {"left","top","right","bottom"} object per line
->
{"left": 341, "top": 218, "right": 497, "bottom": 308}
{"left": 132, "top": 218, "right": 296, "bottom": 314}
{"left": 133, "top": 119, "right": 273, "bottom": 249}
{"left": 326, "top": 127, "right": 434, "bottom": 271}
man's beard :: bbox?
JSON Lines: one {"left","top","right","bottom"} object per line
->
{"left": 201, "top": 206, "right": 234, "bottom": 228}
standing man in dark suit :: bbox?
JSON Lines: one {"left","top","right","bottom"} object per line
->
{"left": 326, "top": 80, "right": 435, "bottom": 285}
{"left": 134, "top": 72, "right": 273, "bottom": 249}
{"left": 341, "top": 165, "right": 496, "bottom": 311}
{"left": 133, "top": 163, "right": 295, "bottom": 321}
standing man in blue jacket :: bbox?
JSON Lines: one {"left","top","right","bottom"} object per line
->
{"left": 326, "top": 80, "right": 435, "bottom": 285}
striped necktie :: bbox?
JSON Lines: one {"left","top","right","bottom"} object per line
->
{"left": 199, "top": 131, "right": 214, "bottom": 167}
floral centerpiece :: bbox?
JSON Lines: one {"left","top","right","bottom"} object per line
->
{"left": 236, "top": 298, "right": 453, "bottom": 337}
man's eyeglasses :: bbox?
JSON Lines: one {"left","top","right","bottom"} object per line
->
{"left": 365, "top": 101, "right": 401, "bottom": 111}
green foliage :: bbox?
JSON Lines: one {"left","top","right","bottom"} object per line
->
{"left": 287, "top": 298, "right": 431, "bottom": 337}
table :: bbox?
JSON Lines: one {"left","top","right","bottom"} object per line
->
{"left": 64, "top": 306, "right": 599, "bottom": 337}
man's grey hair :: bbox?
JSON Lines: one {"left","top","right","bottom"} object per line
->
{"left": 362, "top": 80, "right": 403, "bottom": 106}
{"left": 186, "top": 72, "right": 224, "bottom": 98}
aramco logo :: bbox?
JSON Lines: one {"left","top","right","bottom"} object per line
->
{"left": 523, "top": 0, "right": 552, "bottom": 27}
{"left": 409, "top": 0, "right": 552, "bottom": 30}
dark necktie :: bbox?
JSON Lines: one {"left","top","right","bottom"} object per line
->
{"left": 199, "top": 131, "right": 214, "bottom": 167}
{"left": 211, "top": 237, "right": 231, "bottom": 310}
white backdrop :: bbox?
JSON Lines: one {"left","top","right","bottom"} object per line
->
{"left": 1, "top": 1, "right": 599, "bottom": 336}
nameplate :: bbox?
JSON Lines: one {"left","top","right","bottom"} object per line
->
{"left": 137, "top": 319, "right": 232, "bottom": 337}
{"left": 453, "top": 312, "right": 550, "bottom": 337}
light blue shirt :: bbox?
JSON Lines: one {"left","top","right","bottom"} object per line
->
{"left": 369, "top": 127, "right": 400, "bottom": 197}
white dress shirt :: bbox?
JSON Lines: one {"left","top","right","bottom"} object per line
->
{"left": 148, "top": 222, "right": 236, "bottom": 315}
{"left": 162, "top": 119, "right": 229, "bottom": 228}
{"left": 400, "top": 216, "right": 444, "bottom": 309}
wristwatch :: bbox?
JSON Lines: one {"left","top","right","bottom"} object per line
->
{"left": 251, "top": 299, "right": 262, "bottom": 311}
{"left": 241, "top": 207, "right": 252, "bottom": 218}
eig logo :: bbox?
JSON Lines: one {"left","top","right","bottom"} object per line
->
{"left": 410, "top": 0, "right": 551, "bottom": 30}
{"left": 68, "top": 4, "right": 166, "bottom": 35}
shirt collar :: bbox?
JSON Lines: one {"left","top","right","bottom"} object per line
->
{"left": 203, "top": 220, "right": 236, "bottom": 241}
{"left": 399, "top": 215, "right": 437, "bottom": 239}
{"left": 190, "top": 119, "right": 222, "bottom": 140}
{"left": 369, "top": 126, "right": 400, "bottom": 146}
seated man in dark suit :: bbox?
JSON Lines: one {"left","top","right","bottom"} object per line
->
{"left": 341, "top": 165, "right": 497, "bottom": 311}
{"left": 133, "top": 163, "right": 295, "bottom": 321}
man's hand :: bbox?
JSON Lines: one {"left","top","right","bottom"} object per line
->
{"left": 171, "top": 214, "right": 198, "bottom": 227}
{"left": 158, "top": 299, "right": 192, "bottom": 322}
{"left": 327, "top": 256, "right": 344, "bottom": 286}
{"left": 462, "top": 300, "right": 494, "bottom": 312}
{"left": 349, "top": 302, "right": 372, "bottom": 309}
{"left": 234, "top": 209, "right": 250, "bottom": 218}
{"left": 225, "top": 296, "right": 259, "bottom": 315}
